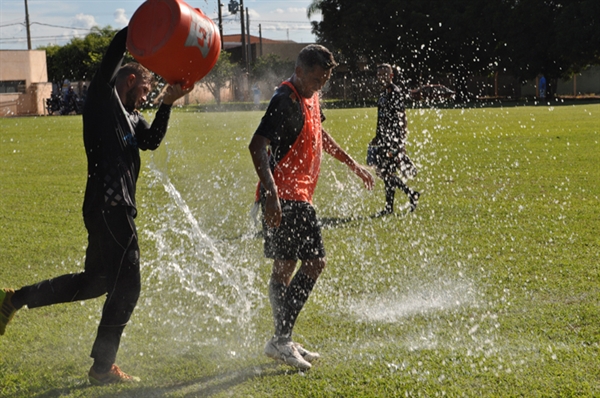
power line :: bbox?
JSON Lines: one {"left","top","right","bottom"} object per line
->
{"left": 1, "top": 16, "right": 314, "bottom": 47}
{"left": 0, "top": 35, "right": 88, "bottom": 43}
{"left": 0, "top": 23, "right": 25, "bottom": 28}
{"left": 0, "top": 21, "right": 103, "bottom": 31}
{"left": 31, "top": 22, "right": 98, "bottom": 31}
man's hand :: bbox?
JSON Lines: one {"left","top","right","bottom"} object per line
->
{"left": 162, "top": 84, "right": 193, "bottom": 105}
{"left": 351, "top": 163, "right": 375, "bottom": 190}
{"left": 263, "top": 192, "right": 282, "bottom": 228}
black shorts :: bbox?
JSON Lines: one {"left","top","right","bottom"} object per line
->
{"left": 262, "top": 199, "right": 326, "bottom": 261}
{"left": 367, "top": 144, "right": 417, "bottom": 178}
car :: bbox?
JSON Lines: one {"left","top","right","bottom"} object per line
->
{"left": 410, "top": 84, "right": 455, "bottom": 101}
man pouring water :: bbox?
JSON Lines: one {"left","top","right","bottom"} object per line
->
{"left": 0, "top": 27, "right": 191, "bottom": 385}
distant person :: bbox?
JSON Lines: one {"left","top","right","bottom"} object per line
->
{"left": 252, "top": 83, "right": 262, "bottom": 107}
{"left": 64, "top": 86, "right": 79, "bottom": 114}
{"left": 539, "top": 75, "right": 547, "bottom": 100}
{"left": 367, "top": 63, "right": 420, "bottom": 215}
{"left": 61, "top": 78, "right": 71, "bottom": 102}
{"left": 81, "top": 84, "right": 88, "bottom": 105}
{"left": 249, "top": 45, "right": 374, "bottom": 370}
{"left": 0, "top": 27, "right": 191, "bottom": 385}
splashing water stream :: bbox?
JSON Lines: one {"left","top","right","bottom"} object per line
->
{"left": 134, "top": 146, "right": 264, "bottom": 349}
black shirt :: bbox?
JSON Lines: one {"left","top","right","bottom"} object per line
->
{"left": 254, "top": 82, "right": 325, "bottom": 172}
{"left": 371, "top": 83, "right": 407, "bottom": 152}
{"left": 82, "top": 27, "right": 172, "bottom": 217}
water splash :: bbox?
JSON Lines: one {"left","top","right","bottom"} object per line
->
{"left": 346, "top": 276, "right": 477, "bottom": 323}
{"left": 135, "top": 147, "right": 264, "bottom": 347}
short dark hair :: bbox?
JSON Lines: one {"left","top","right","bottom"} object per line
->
{"left": 296, "top": 44, "right": 338, "bottom": 71}
{"left": 377, "top": 63, "right": 393, "bottom": 74}
{"left": 116, "top": 62, "right": 153, "bottom": 85}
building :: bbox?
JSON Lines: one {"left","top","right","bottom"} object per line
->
{"left": 0, "top": 50, "right": 52, "bottom": 116}
{"left": 223, "top": 34, "right": 307, "bottom": 63}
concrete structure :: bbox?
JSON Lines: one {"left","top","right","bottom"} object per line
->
{"left": 0, "top": 50, "right": 52, "bottom": 116}
{"left": 521, "top": 66, "right": 600, "bottom": 97}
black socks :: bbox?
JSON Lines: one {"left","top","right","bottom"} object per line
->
{"left": 270, "top": 271, "right": 316, "bottom": 339}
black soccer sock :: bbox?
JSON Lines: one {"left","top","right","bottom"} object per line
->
{"left": 384, "top": 182, "right": 396, "bottom": 213}
{"left": 268, "top": 278, "right": 287, "bottom": 335}
{"left": 277, "top": 271, "right": 316, "bottom": 338}
{"left": 392, "top": 175, "right": 413, "bottom": 196}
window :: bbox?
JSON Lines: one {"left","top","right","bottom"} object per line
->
{"left": 0, "top": 80, "right": 26, "bottom": 94}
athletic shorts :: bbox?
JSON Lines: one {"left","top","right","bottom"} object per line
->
{"left": 262, "top": 199, "right": 326, "bottom": 261}
{"left": 367, "top": 144, "right": 417, "bottom": 179}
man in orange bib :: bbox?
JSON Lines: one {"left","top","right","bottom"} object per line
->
{"left": 249, "top": 45, "right": 374, "bottom": 370}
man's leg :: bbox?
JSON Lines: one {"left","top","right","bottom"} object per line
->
{"left": 4, "top": 211, "right": 109, "bottom": 334}
{"left": 383, "top": 171, "right": 419, "bottom": 213}
{"left": 269, "top": 258, "right": 325, "bottom": 339}
{"left": 268, "top": 259, "right": 296, "bottom": 334}
{"left": 10, "top": 273, "right": 106, "bottom": 311}
{"left": 265, "top": 258, "right": 324, "bottom": 369}
{"left": 383, "top": 178, "right": 396, "bottom": 214}
{"left": 377, "top": 157, "right": 419, "bottom": 213}
{"left": 89, "top": 208, "right": 141, "bottom": 374}
{"left": 279, "top": 258, "right": 325, "bottom": 338}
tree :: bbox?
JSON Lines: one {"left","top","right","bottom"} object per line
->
{"left": 308, "top": 0, "right": 500, "bottom": 98}
{"left": 38, "top": 26, "right": 120, "bottom": 84}
{"left": 199, "top": 51, "right": 237, "bottom": 105}
{"left": 494, "top": 0, "right": 600, "bottom": 98}
{"left": 309, "top": 0, "right": 600, "bottom": 98}
{"left": 252, "top": 54, "right": 295, "bottom": 89}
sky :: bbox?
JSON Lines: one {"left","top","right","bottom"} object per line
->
{"left": 0, "top": 0, "right": 321, "bottom": 50}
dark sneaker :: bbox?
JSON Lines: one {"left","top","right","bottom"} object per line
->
{"left": 264, "top": 337, "right": 312, "bottom": 370}
{"left": 373, "top": 208, "right": 393, "bottom": 218}
{"left": 0, "top": 289, "right": 17, "bottom": 336}
{"left": 88, "top": 364, "right": 141, "bottom": 385}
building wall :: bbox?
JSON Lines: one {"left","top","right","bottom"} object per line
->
{"left": 0, "top": 50, "right": 50, "bottom": 116}
{"left": 254, "top": 42, "right": 308, "bottom": 62}
{"left": 557, "top": 65, "right": 600, "bottom": 96}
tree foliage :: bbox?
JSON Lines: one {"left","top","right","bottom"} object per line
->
{"left": 38, "top": 26, "right": 128, "bottom": 84}
{"left": 199, "top": 51, "right": 237, "bottom": 105}
{"left": 252, "top": 54, "right": 295, "bottom": 88}
{"left": 309, "top": 0, "right": 600, "bottom": 94}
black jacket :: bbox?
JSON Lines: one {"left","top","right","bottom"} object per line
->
{"left": 82, "top": 27, "right": 172, "bottom": 217}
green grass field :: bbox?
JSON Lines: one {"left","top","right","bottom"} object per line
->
{"left": 1, "top": 103, "right": 599, "bottom": 397}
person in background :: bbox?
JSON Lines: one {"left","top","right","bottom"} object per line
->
{"left": 249, "top": 44, "right": 374, "bottom": 370}
{"left": 539, "top": 74, "right": 547, "bottom": 100}
{"left": 81, "top": 84, "right": 88, "bottom": 106}
{"left": 252, "top": 83, "right": 262, "bottom": 108}
{"left": 367, "top": 63, "right": 420, "bottom": 216}
{"left": 0, "top": 27, "right": 191, "bottom": 385}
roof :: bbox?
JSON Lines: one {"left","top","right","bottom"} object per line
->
{"left": 222, "top": 34, "right": 294, "bottom": 44}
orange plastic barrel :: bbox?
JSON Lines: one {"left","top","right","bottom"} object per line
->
{"left": 126, "top": 0, "right": 221, "bottom": 89}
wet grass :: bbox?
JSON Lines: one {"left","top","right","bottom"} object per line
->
{"left": 0, "top": 104, "right": 599, "bottom": 397}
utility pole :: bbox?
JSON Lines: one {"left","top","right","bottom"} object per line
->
{"left": 217, "top": 0, "right": 223, "bottom": 49}
{"left": 227, "top": 1, "right": 245, "bottom": 66}
{"left": 228, "top": 0, "right": 249, "bottom": 99}
{"left": 24, "top": 0, "right": 32, "bottom": 50}
{"left": 259, "top": 24, "right": 263, "bottom": 57}
{"left": 245, "top": 7, "right": 250, "bottom": 68}
{"left": 240, "top": 0, "right": 246, "bottom": 70}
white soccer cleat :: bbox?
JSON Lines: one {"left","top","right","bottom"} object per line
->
{"left": 293, "top": 342, "right": 320, "bottom": 363}
{"left": 264, "top": 337, "right": 312, "bottom": 370}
